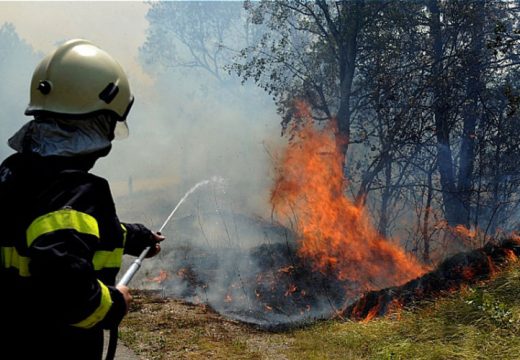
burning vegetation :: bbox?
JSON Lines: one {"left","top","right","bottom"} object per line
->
{"left": 343, "top": 238, "right": 520, "bottom": 321}
{"left": 270, "top": 103, "right": 426, "bottom": 290}
{"left": 142, "top": 105, "right": 520, "bottom": 329}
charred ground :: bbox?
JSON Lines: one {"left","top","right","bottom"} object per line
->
{"left": 120, "top": 260, "right": 520, "bottom": 359}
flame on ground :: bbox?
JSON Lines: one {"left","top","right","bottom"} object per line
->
{"left": 342, "top": 238, "right": 520, "bottom": 321}
{"left": 270, "top": 102, "right": 426, "bottom": 290}
{"left": 147, "top": 269, "right": 169, "bottom": 283}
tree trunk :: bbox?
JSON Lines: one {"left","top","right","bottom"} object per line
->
{"left": 428, "top": 0, "right": 467, "bottom": 227}
{"left": 377, "top": 159, "right": 392, "bottom": 237}
{"left": 336, "top": 1, "right": 363, "bottom": 173}
{"left": 422, "top": 170, "right": 434, "bottom": 264}
{"left": 457, "top": 2, "right": 485, "bottom": 228}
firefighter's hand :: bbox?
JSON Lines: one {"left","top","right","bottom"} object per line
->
{"left": 145, "top": 231, "right": 165, "bottom": 258}
{"left": 117, "top": 284, "right": 132, "bottom": 314}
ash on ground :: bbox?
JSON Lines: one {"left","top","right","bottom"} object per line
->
{"left": 134, "top": 211, "right": 358, "bottom": 330}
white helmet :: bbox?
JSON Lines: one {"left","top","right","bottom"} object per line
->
{"left": 25, "top": 39, "right": 133, "bottom": 134}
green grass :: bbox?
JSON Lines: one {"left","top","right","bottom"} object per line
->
{"left": 285, "top": 265, "right": 520, "bottom": 360}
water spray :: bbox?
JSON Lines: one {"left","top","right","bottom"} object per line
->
{"left": 107, "top": 178, "right": 221, "bottom": 360}
{"left": 118, "top": 178, "right": 220, "bottom": 286}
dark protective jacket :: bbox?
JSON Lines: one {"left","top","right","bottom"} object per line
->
{"left": 0, "top": 152, "right": 153, "bottom": 359}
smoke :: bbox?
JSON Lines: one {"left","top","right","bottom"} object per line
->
{"left": 0, "top": 3, "right": 340, "bottom": 328}
{"left": 110, "top": 68, "right": 308, "bottom": 327}
{"left": 99, "top": 61, "right": 285, "bottom": 222}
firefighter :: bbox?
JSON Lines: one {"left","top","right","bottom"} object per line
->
{"left": 0, "top": 39, "right": 164, "bottom": 359}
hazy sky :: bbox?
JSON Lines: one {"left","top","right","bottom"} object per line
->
{"left": 0, "top": 1, "right": 152, "bottom": 87}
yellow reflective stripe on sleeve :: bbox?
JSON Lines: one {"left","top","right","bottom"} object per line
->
{"left": 72, "top": 280, "right": 112, "bottom": 329}
{"left": 121, "top": 224, "right": 127, "bottom": 246}
{"left": 26, "top": 209, "right": 99, "bottom": 247}
{"left": 93, "top": 248, "right": 124, "bottom": 270}
{"left": 1, "top": 246, "right": 31, "bottom": 277}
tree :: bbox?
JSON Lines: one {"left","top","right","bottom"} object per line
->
{"left": 141, "top": 0, "right": 520, "bottom": 257}
{"left": 140, "top": 1, "right": 247, "bottom": 82}
{"left": 423, "top": 0, "right": 520, "bottom": 231}
{"left": 0, "top": 23, "right": 40, "bottom": 158}
{"left": 232, "top": 1, "right": 392, "bottom": 172}
{"left": 234, "top": 0, "right": 520, "bottom": 252}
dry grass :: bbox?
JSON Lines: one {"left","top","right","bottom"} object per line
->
{"left": 119, "top": 290, "right": 290, "bottom": 360}
{"left": 120, "top": 264, "right": 520, "bottom": 359}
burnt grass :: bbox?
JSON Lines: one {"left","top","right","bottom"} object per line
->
{"left": 150, "top": 211, "right": 520, "bottom": 329}
{"left": 158, "top": 241, "right": 353, "bottom": 331}
{"left": 120, "top": 260, "right": 520, "bottom": 360}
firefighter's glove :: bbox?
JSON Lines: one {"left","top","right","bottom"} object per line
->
{"left": 146, "top": 231, "right": 165, "bottom": 258}
{"left": 123, "top": 223, "right": 165, "bottom": 257}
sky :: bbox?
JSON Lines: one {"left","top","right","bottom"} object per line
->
{"left": 0, "top": 1, "right": 152, "bottom": 87}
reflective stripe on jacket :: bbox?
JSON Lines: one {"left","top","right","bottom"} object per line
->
{"left": 0, "top": 153, "right": 127, "bottom": 331}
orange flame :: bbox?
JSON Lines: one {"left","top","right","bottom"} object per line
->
{"left": 486, "top": 256, "right": 498, "bottom": 276}
{"left": 271, "top": 103, "right": 426, "bottom": 290}
{"left": 450, "top": 224, "right": 483, "bottom": 248}
{"left": 147, "top": 269, "right": 169, "bottom": 283}
{"left": 387, "top": 298, "right": 404, "bottom": 320}
{"left": 505, "top": 249, "right": 518, "bottom": 261}
{"left": 284, "top": 284, "right": 297, "bottom": 297}
{"left": 461, "top": 266, "right": 476, "bottom": 280}
{"left": 453, "top": 224, "right": 477, "bottom": 239}
{"left": 362, "top": 298, "right": 382, "bottom": 323}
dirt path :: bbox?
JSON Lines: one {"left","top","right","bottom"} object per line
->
{"left": 118, "top": 290, "right": 292, "bottom": 360}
